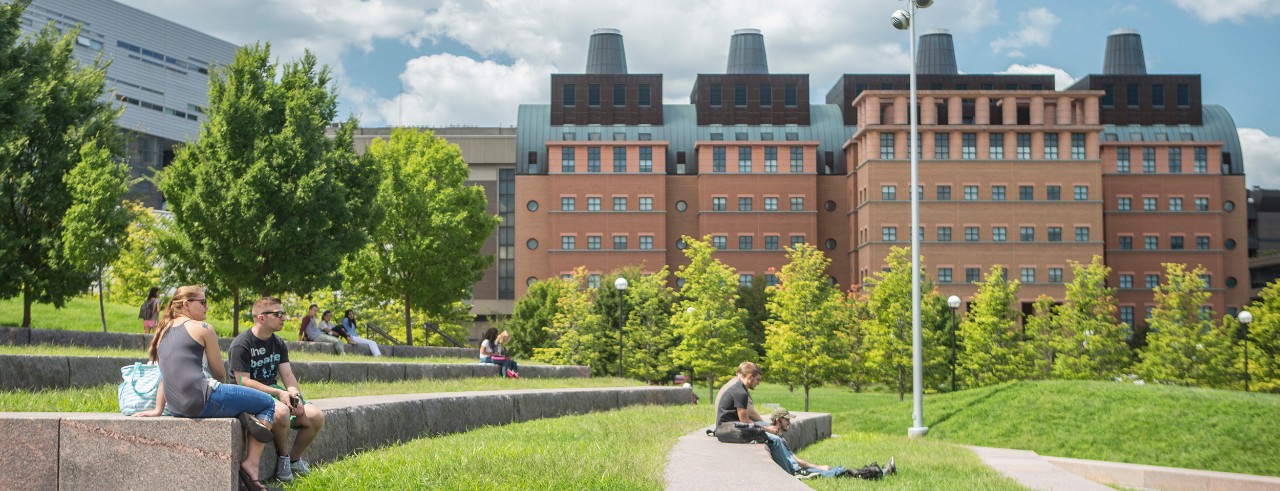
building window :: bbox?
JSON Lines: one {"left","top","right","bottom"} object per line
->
{"left": 1120, "top": 274, "right": 1133, "bottom": 289}
{"left": 961, "top": 133, "right": 977, "bottom": 159}
{"left": 880, "top": 133, "right": 895, "bottom": 159}
{"left": 734, "top": 84, "right": 747, "bottom": 107}
{"left": 561, "top": 236, "right": 576, "bottom": 250}
{"left": 737, "top": 274, "right": 752, "bottom": 288}
{"left": 712, "top": 197, "right": 726, "bottom": 211}
{"left": 993, "top": 227, "right": 1007, "bottom": 242}
{"left": 1195, "top": 197, "right": 1209, "bottom": 211}
{"left": 561, "top": 147, "right": 575, "bottom": 172}
{"left": 1143, "top": 147, "right": 1156, "bottom": 173}
{"left": 989, "top": 133, "right": 1004, "bottom": 160}
{"left": 1126, "top": 84, "right": 1140, "bottom": 108}
{"left": 639, "top": 235, "right": 653, "bottom": 250}
{"left": 561, "top": 197, "right": 576, "bottom": 211}
{"left": 1143, "top": 236, "right": 1159, "bottom": 250}
{"left": 965, "top": 226, "right": 979, "bottom": 242}
{"left": 588, "top": 274, "right": 601, "bottom": 288}
{"left": 1120, "top": 306, "right": 1135, "bottom": 327}
{"left": 939, "top": 268, "right": 953, "bottom": 284}
{"left": 882, "top": 185, "right": 897, "bottom": 201}
{"left": 738, "top": 197, "right": 753, "bottom": 211}
{"left": 587, "top": 197, "right": 601, "bottom": 211}
{"left": 790, "top": 146, "right": 803, "bottom": 172}
{"left": 1152, "top": 84, "right": 1165, "bottom": 107}
{"left": 610, "top": 235, "right": 626, "bottom": 250}
{"left": 765, "top": 236, "right": 779, "bottom": 250}
{"left": 587, "top": 147, "right": 601, "bottom": 172}
{"left": 1021, "top": 268, "right": 1036, "bottom": 283}
{"left": 1071, "top": 133, "right": 1086, "bottom": 159}
{"left": 937, "top": 185, "right": 952, "bottom": 201}
{"left": 1048, "top": 227, "right": 1062, "bottom": 242}
{"left": 963, "top": 185, "right": 979, "bottom": 201}
{"left": 765, "top": 274, "right": 779, "bottom": 286}
{"left": 937, "top": 226, "right": 952, "bottom": 242}
{"left": 1020, "top": 226, "right": 1035, "bottom": 242}
{"left": 934, "top": 132, "right": 950, "bottom": 159}
{"left": 1047, "top": 186, "right": 1061, "bottom": 201}
{"left": 1049, "top": 268, "right": 1064, "bottom": 283}
{"left": 587, "top": 235, "right": 601, "bottom": 250}
{"left": 764, "top": 147, "right": 778, "bottom": 173}
{"left": 790, "top": 197, "right": 805, "bottom": 211}
{"left": 563, "top": 84, "right": 576, "bottom": 106}
{"left": 1044, "top": 133, "right": 1059, "bottom": 160}
{"left": 764, "top": 197, "right": 778, "bottom": 211}
{"left": 1143, "top": 197, "right": 1157, "bottom": 211}
{"left": 1146, "top": 274, "right": 1159, "bottom": 289}
{"left": 1168, "top": 147, "right": 1182, "bottom": 173}
{"left": 613, "top": 197, "right": 627, "bottom": 211}
{"left": 639, "top": 147, "right": 652, "bottom": 173}
{"left": 1016, "top": 133, "right": 1032, "bottom": 160}
{"left": 710, "top": 84, "right": 722, "bottom": 107}
{"left": 738, "top": 235, "right": 753, "bottom": 250}
{"left": 639, "top": 197, "right": 653, "bottom": 211}
{"left": 588, "top": 84, "right": 601, "bottom": 106}
{"left": 1118, "top": 197, "right": 1131, "bottom": 211}
{"left": 785, "top": 84, "right": 798, "bottom": 107}
{"left": 638, "top": 84, "right": 651, "bottom": 106}
{"left": 1102, "top": 83, "right": 1115, "bottom": 107}
{"left": 1196, "top": 235, "right": 1210, "bottom": 250}
{"left": 1177, "top": 84, "right": 1190, "bottom": 107}
{"left": 1075, "top": 227, "right": 1090, "bottom": 242}
{"left": 1074, "top": 185, "right": 1089, "bottom": 201}
{"left": 613, "top": 147, "right": 627, "bottom": 172}
{"left": 1019, "top": 185, "right": 1034, "bottom": 201}
{"left": 966, "top": 268, "right": 981, "bottom": 283}
{"left": 1117, "top": 147, "right": 1130, "bottom": 173}
{"left": 790, "top": 235, "right": 805, "bottom": 247}
{"left": 992, "top": 185, "right": 1006, "bottom": 201}
{"left": 613, "top": 84, "right": 626, "bottom": 106}
{"left": 1119, "top": 236, "right": 1133, "bottom": 250}
{"left": 1194, "top": 147, "right": 1207, "bottom": 173}
{"left": 759, "top": 84, "right": 772, "bottom": 106}
{"left": 713, "top": 147, "right": 726, "bottom": 173}
{"left": 882, "top": 227, "right": 897, "bottom": 242}
{"left": 1171, "top": 236, "right": 1184, "bottom": 250}
{"left": 738, "top": 147, "right": 752, "bottom": 173}
{"left": 1169, "top": 197, "right": 1183, "bottom": 211}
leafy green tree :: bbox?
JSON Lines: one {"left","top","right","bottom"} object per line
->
{"left": 106, "top": 203, "right": 168, "bottom": 304}
{"left": 860, "top": 247, "right": 948, "bottom": 398}
{"left": 506, "top": 277, "right": 573, "bottom": 358}
{"left": 737, "top": 279, "right": 770, "bottom": 358}
{"left": 621, "top": 267, "right": 677, "bottom": 384}
{"left": 341, "top": 128, "right": 497, "bottom": 345}
{"left": 835, "top": 290, "right": 872, "bottom": 392}
{"left": 764, "top": 244, "right": 847, "bottom": 410}
{"left": 61, "top": 140, "right": 133, "bottom": 331}
{"left": 1024, "top": 295, "right": 1058, "bottom": 379}
{"left": 535, "top": 267, "right": 606, "bottom": 369}
{"left": 1051, "top": 257, "right": 1133, "bottom": 380}
{"left": 590, "top": 265, "right": 644, "bottom": 377}
{"left": 1239, "top": 281, "right": 1280, "bottom": 392}
{"left": 0, "top": 8, "right": 125, "bottom": 327}
{"left": 1138, "top": 263, "right": 1233, "bottom": 387}
{"left": 157, "top": 44, "right": 380, "bottom": 334}
{"left": 670, "top": 236, "right": 754, "bottom": 404}
{"left": 956, "top": 265, "right": 1035, "bottom": 388}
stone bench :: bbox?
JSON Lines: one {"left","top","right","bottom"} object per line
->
{"left": 664, "top": 411, "right": 833, "bottom": 490}
{"left": 0, "top": 354, "right": 589, "bottom": 391}
{"left": 0, "top": 385, "right": 695, "bottom": 490}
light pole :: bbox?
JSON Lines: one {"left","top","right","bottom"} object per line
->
{"left": 947, "top": 295, "right": 961, "bottom": 392}
{"left": 1238, "top": 310, "right": 1252, "bottom": 392}
{"left": 614, "top": 276, "right": 629, "bottom": 378}
{"left": 892, "top": 0, "right": 933, "bottom": 438}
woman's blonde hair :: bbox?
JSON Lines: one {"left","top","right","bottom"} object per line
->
{"left": 146, "top": 285, "right": 205, "bottom": 361}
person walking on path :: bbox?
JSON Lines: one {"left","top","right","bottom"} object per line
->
{"left": 138, "top": 287, "right": 161, "bottom": 334}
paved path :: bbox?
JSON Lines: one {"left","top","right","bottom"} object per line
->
{"left": 971, "top": 446, "right": 1280, "bottom": 491}
{"left": 969, "top": 446, "right": 1114, "bottom": 490}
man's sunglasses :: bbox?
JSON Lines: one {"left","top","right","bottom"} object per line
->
{"left": 259, "top": 311, "right": 286, "bottom": 319}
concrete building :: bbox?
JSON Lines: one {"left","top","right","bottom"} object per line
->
{"left": 17, "top": 0, "right": 239, "bottom": 208}
{"left": 516, "top": 28, "right": 1249, "bottom": 342}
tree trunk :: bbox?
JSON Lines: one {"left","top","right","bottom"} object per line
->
{"left": 404, "top": 293, "right": 414, "bottom": 346}
{"left": 21, "top": 282, "right": 32, "bottom": 328}
{"left": 98, "top": 268, "right": 107, "bottom": 332}
{"left": 897, "top": 364, "right": 906, "bottom": 401}
{"left": 804, "top": 385, "right": 811, "bottom": 412}
{"left": 708, "top": 374, "right": 715, "bottom": 421}
{"left": 231, "top": 289, "right": 241, "bottom": 336}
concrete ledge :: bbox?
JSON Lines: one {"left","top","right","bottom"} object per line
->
{"left": 0, "top": 354, "right": 590, "bottom": 390}
{"left": 665, "top": 411, "right": 832, "bottom": 490}
{"left": 1045, "top": 455, "right": 1280, "bottom": 491}
{"left": 968, "top": 446, "right": 1119, "bottom": 491}
{"left": 0, "top": 386, "right": 695, "bottom": 490}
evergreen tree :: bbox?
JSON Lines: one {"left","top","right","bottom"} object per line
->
{"left": 1051, "top": 257, "right": 1133, "bottom": 380}
{"left": 1138, "top": 263, "right": 1233, "bottom": 387}
{"left": 763, "top": 244, "right": 847, "bottom": 410}
{"left": 670, "top": 236, "right": 754, "bottom": 405}
{"left": 956, "top": 265, "right": 1035, "bottom": 388}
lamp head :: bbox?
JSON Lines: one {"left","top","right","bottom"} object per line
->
{"left": 1238, "top": 310, "right": 1253, "bottom": 324}
{"left": 614, "top": 277, "right": 629, "bottom": 290}
{"left": 947, "top": 295, "right": 961, "bottom": 309}
{"left": 914, "top": 0, "right": 934, "bottom": 8}
{"left": 890, "top": 9, "right": 910, "bottom": 30}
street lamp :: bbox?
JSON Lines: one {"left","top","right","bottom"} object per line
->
{"left": 614, "top": 276, "right": 629, "bottom": 378}
{"left": 1238, "top": 310, "right": 1253, "bottom": 392}
{"left": 892, "top": 0, "right": 934, "bottom": 439}
{"left": 947, "top": 295, "right": 961, "bottom": 392}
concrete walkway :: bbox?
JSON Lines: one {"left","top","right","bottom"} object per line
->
{"left": 665, "top": 412, "right": 832, "bottom": 490}
{"left": 969, "top": 446, "right": 1114, "bottom": 491}
{"left": 971, "top": 446, "right": 1280, "bottom": 491}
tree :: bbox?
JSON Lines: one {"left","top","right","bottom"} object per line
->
{"left": 157, "top": 44, "right": 380, "bottom": 334}
{"left": 1050, "top": 257, "right": 1133, "bottom": 380}
{"left": 0, "top": 6, "right": 125, "bottom": 327}
{"left": 956, "top": 265, "right": 1035, "bottom": 388}
{"left": 737, "top": 279, "right": 770, "bottom": 358}
{"left": 669, "top": 236, "right": 754, "bottom": 405}
{"left": 61, "top": 140, "right": 133, "bottom": 331}
{"left": 341, "top": 128, "right": 497, "bottom": 345}
{"left": 621, "top": 267, "right": 678, "bottom": 384}
{"left": 1024, "top": 295, "right": 1057, "bottom": 379}
{"left": 764, "top": 243, "right": 847, "bottom": 411}
{"left": 535, "top": 267, "right": 606, "bottom": 369}
{"left": 106, "top": 203, "right": 168, "bottom": 304}
{"left": 860, "top": 247, "right": 947, "bottom": 399}
{"left": 506, "top": 277, "right": 573, "bottom": 358}
{"left": 1239, "top": 281, "right": 1280, "bottom": 392}
{"left": 1138, "top": 263, "right": 1233, "bottom": 387}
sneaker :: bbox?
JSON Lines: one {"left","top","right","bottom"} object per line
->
{"left": 290, "top": 459, "right": 311, "bottom": 477}
{"left": 275, "top": 456, "right": 293, "bottom": 482}
{"left": 796, "top": 469, "right": 819, "bottom": 480}
{"left": 507, "top": 369, "right": 520, "bottom": 379}
{"left": 883, "top": 456, "right": 896, "bottom": 477}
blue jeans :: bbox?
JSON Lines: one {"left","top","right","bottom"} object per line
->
{"left": 197, "top": 383, "right": 276, "bottom": 423}
{"left": 764, "top": 432, "right": 845, "bottom": 477}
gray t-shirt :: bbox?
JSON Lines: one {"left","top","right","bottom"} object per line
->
{"left": 716, "top": 377, "right": 752, "bottom": 425}
{"left": 156, "top": 322, "right": 216, "bottom": 417}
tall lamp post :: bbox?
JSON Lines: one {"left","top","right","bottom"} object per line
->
{"left": 891, "top": 0, "right": 934, "bottom": 439}
{"left": 614, "top": 277, "right": 629, "bottom": 378}
{"left": 947, "top": 295, "right": 961, "bottom": 392}
{"left": 1238, "top": 310, "right": 1252, "bottom": 392}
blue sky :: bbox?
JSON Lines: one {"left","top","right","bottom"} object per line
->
{"left": 119, "top": 0, "right": 1280, "bottom": 185}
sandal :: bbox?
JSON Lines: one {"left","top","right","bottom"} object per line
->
{"left": 238, "top": 467, "right": 268, "bottom": 491}
{"left": 237, "top": 413, "right": 274, "bottom": 443}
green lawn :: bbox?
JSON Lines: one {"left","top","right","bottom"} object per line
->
{"left": 0, "top": 296, "right": 243, "bottom": 336}
{"left": 0, "top": 344, "right": 487, "bottom": 365}
{"left": 0, "top": 377, "right": 645, "bottom": 412}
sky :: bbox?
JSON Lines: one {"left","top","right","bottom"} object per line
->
{"left": 115, "top": 0, "right": 1280, "bottom": 187}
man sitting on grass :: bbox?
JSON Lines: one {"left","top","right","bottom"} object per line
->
{"left": 765, "top": 407, "right": 896, "bottom": 480}
{"left": 230, "top": 296, "right": 327, "bottom": 483}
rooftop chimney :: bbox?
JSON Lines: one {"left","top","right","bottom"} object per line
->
{"left": 726, "top": 28, "right": 768, "bottom": 74}
{"left": 917, "top": 29, "right": 958, "bottom": 75}
{"left": 1103, "top": 28, "right": 1146, "bottom": 75}
{"left": 586, "top": 28, "right": 627, "bottom": 74}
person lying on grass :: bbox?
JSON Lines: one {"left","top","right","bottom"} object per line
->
{"left": 230, "top": 296, "right": 328, "bottom": 483}
{"left": 765, "top": 407, "right": 896, "bottom": 480}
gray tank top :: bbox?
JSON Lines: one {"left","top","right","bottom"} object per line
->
{"left": 157, "top": 322, "right": 217, "bottom": 417}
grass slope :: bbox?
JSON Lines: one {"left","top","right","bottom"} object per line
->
{"left": 0, "top": 296, "right": 158, "bottom": 334}
{"left": 0, "top": 344, "right": 486, "bottom": 365}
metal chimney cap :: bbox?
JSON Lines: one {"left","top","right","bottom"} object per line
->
{"left": 924, "top": 28, "right": 951, "bottom": 35}
{"left": 1109, "top": 28, "right": 1140, "bottom": 35}
{"left": 733, "top": 28, "right": 762, "bottom": 35}
{"left": 593, "top": 28, "right": 622, "bottom": 35}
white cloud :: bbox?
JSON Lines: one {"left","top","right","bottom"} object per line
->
{"left": 1241, "top": 128, "right": 1280, "bottom": 188}
{"left": 998, "top": 64, "right": 1077, "bottom": 90}
{"left": 359, "top": 54, "right": 549, "bottom": 127}
{"left": 1171, "top": 0, "right": 1280, "bottom": 23}
{"left": 990, "top": 7, "right": 1059, "bottom": 57}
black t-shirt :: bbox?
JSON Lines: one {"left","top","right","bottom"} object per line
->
{"left": 229, "top": 329, "right": 290, "bottom": 386}
{"left": 716, "top": 377, "right": 753, "bottom": 425}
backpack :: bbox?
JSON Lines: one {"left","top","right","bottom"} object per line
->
{"left": 711, "top": 421, "right": 768, "bottom": 444}
{"left": 138, "top": 299, "right": 156, "bottom": 320}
